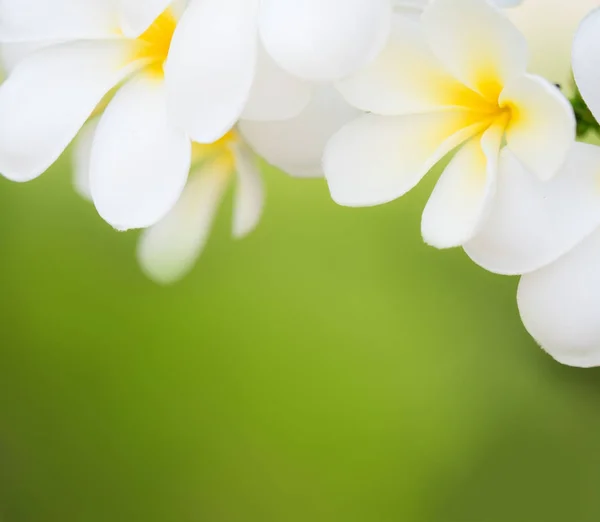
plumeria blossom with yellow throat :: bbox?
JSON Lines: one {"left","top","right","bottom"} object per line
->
{"left": 74, "top": 121, "right": 264, "bottom": 284}
{"left": 324, "top": 0, "right": 574, "bottom": 251}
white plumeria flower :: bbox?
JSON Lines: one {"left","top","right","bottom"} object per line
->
{"left": 0, "top": 0, "right": 305, "bottom": 231}
{"left": 323, "top": 0, "right": 574, "bottom": 250}
{"left": 74, "top": 123, "right": 264, "bottom": 284}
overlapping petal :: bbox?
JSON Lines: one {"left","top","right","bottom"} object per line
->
{"left": 165, "top": 0, "right": 259, "bottom": 143}
{"left": 422, "top": 120, "right": 504, "bottom": 249}
{"left": 423, "top": 0, "right": 527, "bottom": 100}
{"left": 259, "top": 0, "right": 391, "bottom": 82}
{"left": 323, "top": 110, "right": 486, "bottom": 207}
{"left": 119, "top": 0, "right": 174, "bottom": 37}
{"left": 500, "top": 74, "right": 574, "bottom": 181}
{"left": 337, "top": 15, "right": 488, "bottom": 116}
{"left": 138, "top": 162, "right": 231, "bottom": 285}
{"left": 90, "top": 76, "right": 191, "bottom": 231}
{"left": 0, "top": 40, "right": 138, "bottom": 182}
{"left": 518, "top": 228, "right": 600, "bottom": 368}
{"left": 0, "top": 0, "right": 118, "bottom": 42}
{"left": 240, "top": 87, "right": 360, "bottom": 178}
{"left": 465, "top": 143, "right": 600, "bottom": 275}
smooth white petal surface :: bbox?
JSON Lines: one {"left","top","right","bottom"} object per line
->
{"left": 231, "top": 143, "right": 264, "bottom": 238}
{"left": 241, "top": 42, "right": 312, "bottom": 122}
{"left": 465, "top": 143, "right": 600, "bottom": 275}
{"left": 119, "top": 0, "right": 173, "bottom": 37}
{"left": 501, "top": 74, "right": 574, "bottom": 181}
{"left": 573, "top": 8, "right": 600, "bottom": 123}
{"left": 422, "top": 121, "right": 503, "bottom": 249}
{"left": 518, "top": 228, "right": 600, "bottom": 368}
{"left": 240, "top": 87, "right": 360, "bottom": 178}
{"left": 165, "top": 0, "right": 259, "bottom": 143}
{"left": 138, "top": 163, "right": 231, "bottom": 285}
{"left": 1, "top": 41, "right": 50, "bottom": 73}
{"left": 91, "top": 76, "right": 191, "bottom": 231}
{"left": 259, "top": 0, "right": 391, "bottom": 82}
{"left": 0, "top": 40, "right": 137, "bottom": 182}
{"left": 423, "top": 0, "right": 527, "bottom": 99}
{"left": 0, "top": 0, "right": 118, "bottom": 41}
{"left": 72, "top": 120, "right": 99, "bottom": 201}
{"left": 323, "top": 111, "right": 485, "bottom": 207}
{"left": 337, "top": 15, "right": 487, "bottom": 116}
{"left": 494, "top": 0, "right": 523, "bottom": 6}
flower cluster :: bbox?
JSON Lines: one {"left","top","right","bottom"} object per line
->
{"left": 2, "top": 0, "right": 600, "bottom": 367}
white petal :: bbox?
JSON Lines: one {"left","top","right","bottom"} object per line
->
{"left": 0, "top": 40, "right": 138, "bottom": 182}
{"left": 465, "top": 143, "right": 600, "bottom": 275}
{"left": 241, "top": 42, "right": 312, "bottom": 122}
{"left": 91, "top": 76, "right": 191, "bottom": 231}
{"left": 518, "top": 227, "right": 600, "bottom": 368}
{"left": 323, "top": 110, "right": 485, "bottom": 207}
{"left": 423, "top": 0, "right": 527, "bottom": 99}
{"left": 500, "top": 74, "right": 574, "bottom": 181}
{"left": 119, "top": 0, "right": 173, "bottom": 37}
{"left": 421, "top": 121, "right": 503, "bottom": 249}
{"left": 573, "top": 8, "right": 600, "bottom": 124}
{"left": 1, "top": 41, "right": 50, "bottom": 73}
{"left": 494, "top": 0, "right": 522, "bottom": 6}
{"left": 231, "top": 142, "right": 264, "bottom": 238}
{"left": 0, "top": 0, "right": 118, "bottom": 41}
{"left": 165, "top": 0, "right": 259, "bottom": 143}
{"left": 259, "top": 0, "right": 392, "bottom": 82}
{"left": 138, "top": 162, "right": 231, "bottom": 285}
{"left": 337, "top": 14, "right": 488, "bottom": 115}
{"left": 240, "top": 86, "right": 360, "bottom": 178}
{"left": 72, "top": 120, "right": 99, "bottom": 201}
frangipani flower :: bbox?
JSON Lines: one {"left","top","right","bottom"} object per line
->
{"left": 0, "top": 0, "right": 305, "bottom": 231}
{"left": 74, "top": 123, "right": 263, "bottom": 285}
{"left": 323, "top": 0, "right": 574, "bottom": 250}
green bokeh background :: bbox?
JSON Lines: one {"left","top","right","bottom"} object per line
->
{"left": 1, "top": 153, "right": 600, "bottom": 522}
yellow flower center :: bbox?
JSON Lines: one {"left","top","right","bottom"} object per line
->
{"left": 131, "top": 9, "right": 177, "bottom": 78}
{"left": 191, "top": 130, "right": 239, "bottom": 174}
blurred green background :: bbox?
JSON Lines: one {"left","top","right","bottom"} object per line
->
{"left": 2, "top": 154, "right": 600, "bottom": 522}
{"left": 3, "top": 2, "right": 600, "bottom": 521}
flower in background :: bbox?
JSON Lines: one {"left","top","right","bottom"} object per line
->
{"left": 74, "top": 123, "right": 263, "bottom": 284}
{"left": 324, "top": 0, "right": 574, "bottom": 250}
{"left": 509, "top": 9, "right": 600, "bottom": 367}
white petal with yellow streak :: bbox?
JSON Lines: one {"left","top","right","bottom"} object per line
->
{"left": 423, "top": 0, "right": 527, "bottom": 100}
{"left": 323, "top": 110, "right": 485, "bottom": 207}
{"left": 421, "top": 120, "right": 504, "bottom": 249}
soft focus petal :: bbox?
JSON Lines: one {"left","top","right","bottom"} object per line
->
{"left": 91, "top": 76, "right": 191, "bottom": 231}
{"left": 231, "top": 142, "right": 264, "bottom": 238}
{"left": 0, "top": 40, "right": 138, "bottom": 182}
{"left": 422, "top": 121, "right": 504, "bottom": 249}
{"left": 500, "top": 74, "right": 574, "bottom": 181}
{"left": 241, "top": 42, "right": 312, "bottom": 122}
{"left": 165, "top": 0, "right": 259, "bottom": 143}
{"left": 1, "top": 41, "right": 50, "bottom": 73}
{"left": 259, "top": 0, "right": 391, "bottom": 82}
{"left": 494, "top": 0, "right": 523, "bottom": 6}
{"left": 119, "top": 0, "right": 173, "bottom": 37}
{"left": 337, "top": 15, "right": 488, "bottom": 116}
{"left": 518, "top": 228, "right": 600, "bottom": 368}
{"left": 138, "top": 162, "right": 231, "bottom": 285}
{"left": 323, "top": 110, "right": 485, "bottom": 207}
{"left": 423, "top": 0, "right": 527, "bottom": 99}
{"left": 72, "top": 120, "right": 99, "bottom": 201}
{"left": 240, "top": 86, "right": 360, "bottom": 178}
{"left": 573, "top": 8, "right": 600, "bottom": 123}
{"left": 465, "top": 143, "right": 600, "bottom": 275}
{"left": 0, "top": 0, "right": 118, "bottom": 41}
